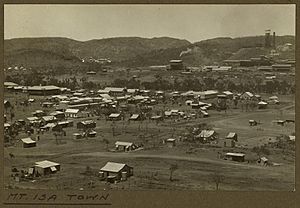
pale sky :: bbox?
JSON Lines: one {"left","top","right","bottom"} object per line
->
{"left": 4, "top": 4, "right": 296, "bottom": 43}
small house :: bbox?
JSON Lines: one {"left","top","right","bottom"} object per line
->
{"left": 4, "top": 100, "right": 11, "bottom": 109}
{"left": 129, "top": 114, "right": 142, "bottom": 121}
{"left": 73, "top": 133, "right": 83, "bottom": 139}
{"left": 258, "top": 101, "right": 268, "bottom": 109}
{"left": 108, "top": 113, "right": 122, "bottom": 121}
{"left": 32, "top": 110, "right": 46, "bottom": 117}
{"left": 222, "top": 91, "right": 234, "bottom": 99}
{"left": 21, "top": 138, "right": 37, "bottom": 148}
{"left": 249, "top": 120, "right": 258, "bottom": 126}
{"left": 115, "top": 141, "right": 138, "bottom": 152}
{"left": 34, "top": 160, "right": 60, "bottom": 176}
{"left": 289, "top": 135, "right": 295, "bottom": 142}
{"left": 26, "top": 116, "right": 40, "bottom": 124}
{"left": 87, "top": 130, "right": 97, "bottom": 137}
{"left": 65, "top": 108, "right": 80, "bottom": 118}
{"left": 41, "top": 116, "right": 57, "bottom": 124}
{"left": 225, "top": 153, "right": 245, "bottom": 162}
{"left": 50, "top": 111, "right": 65, "bottom": 120}
{"left": 196, "top": 130, "right": 218, "bottom": 143}
{"left": 240, "top": 92, "right": 254, "bottom": 100}
{"left": 4, "top": 123, "right": 11, "bottom": 130}
{"left": 99, "top": 162, "right": 133, "bottom": 182}
{"left": 226, "top": 132, "right": 238, "bottom": 142}
{"left": 77, "top": 120, "right": 96, "bottom": 130}
{"left": 41, "top": 102, "right": 55, "bottom": 108}
{"left": 166, "top": 138, "right": 176, "bottom": 148}
{"left": 257, "top": 157, "right": 268, "bottom": 166}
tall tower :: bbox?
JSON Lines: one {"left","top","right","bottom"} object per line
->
{"left": 265, "top": 29, "right": 271, "bottom": 48}
{"left": 273, "top": 32, "right": 276, "bottom": 49}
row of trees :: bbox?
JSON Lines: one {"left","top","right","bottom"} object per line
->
{"left": 112, "top": 76, "right": 294, "bottom": 95}
{"left": 5, "top": 69, "right": 295, "bottom": 94}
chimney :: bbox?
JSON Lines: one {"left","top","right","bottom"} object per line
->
{"left": 265, "top": 30, "right": 271, "bottom": 48}
{"left": 273, "top": 32, "right": 276, "bottom": 49}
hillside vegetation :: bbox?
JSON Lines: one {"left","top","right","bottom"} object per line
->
{"left": 4, "top": 35, "right": 295, "bottom": 70}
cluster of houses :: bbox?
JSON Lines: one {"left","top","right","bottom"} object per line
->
{"left": 4, "top": 80, "right": 291, "bottom": 187}
{"left": 12, "top": 157, "right": 132, "bottom": 184}
{"left": 4, "top": 83, "right": 282, "bottom": 148}
{"left": 17, "top": 159, "right": 133, "bottom": 184}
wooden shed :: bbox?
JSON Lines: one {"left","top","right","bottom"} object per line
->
{"left": 100, "top": 162, "right": 133, "bottom": 182}
{"left": 225, "top": 153, "right": 245, "bottom": 162}
{"left": 226, "top": 132, "right": 238, "bottom": 142}
{"left": 77, "top": 120, "right": 96, "bottom": 130}
{"left": 21, "top": 138, "right": 37, "bottom": 148}
{"left": 34, "top": 160, "right": 60, "bottom": 176}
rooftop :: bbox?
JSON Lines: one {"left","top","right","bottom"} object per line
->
{"left": 65, "top": 109, "right": 80, "bottom": 114}
{"left": 21, "top": 138, "right": 36, "bottom": 144}
{"left": 28, "top": 85, "right": 60, "bottom": 91}
{"left": 115, "top": 141, "right": 134, "bottom": 147}
{"left": 35, "top": 160, "right": 60, "bottom": 168}
{"left": 225, "top": 153, "right": 245, "bottom": 157}
{"left": 109, "top": 113, "right": 121, "bottom": 118}
{"left": 100, "top": 162, "right": 127, "bottom": 173}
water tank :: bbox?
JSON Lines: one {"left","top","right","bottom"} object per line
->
{"left": 98, "top": 171, "right": 104, "bottom": 178}
{"left": 121, "top": 172, "right": 127, "bottom": 181}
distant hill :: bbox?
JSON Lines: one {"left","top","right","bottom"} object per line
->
{"left": 4, "top": 35, "right": 295, "bottom": 70}
{"left": 121, "top": 35, "right": 295, "bottom": 67}
{"left": 4, "top": 37, "right": 190, "bottom": 69}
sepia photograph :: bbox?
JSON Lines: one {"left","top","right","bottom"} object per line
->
{"left": 3, "top": 4, "right": 296, "bottom": 193}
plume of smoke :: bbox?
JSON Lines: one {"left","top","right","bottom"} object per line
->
{"left": 179, "top": 48, "right": 192, "bottom": 57}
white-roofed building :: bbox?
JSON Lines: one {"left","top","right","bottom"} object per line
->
{"left": 100, "top": 162, "right": 133, "bottom": 182}
{"left": 27, "top": 85, "right": 61, "bottom": 95}
{"left": 115, "top": 141, "right": 138, "bottom": 152}
{"left": 65, "top": 108, "right": 80, "bottom": 118}
{"left": 129, "top": 114, "right": 143, "bottom": 121}
{"left": 199, "top": 90, "right": 219, "bottom": 100}
{"left": 226, "top": 132, "right": 238, "bottom": 141}
{"left": 240, "top": 92, "right": 254, "bottom": 100}
{"left": 225, "top": 153, "right": 245, "bottom": 162}
{"left": 196, "top": 130, "right": 218, "bottom": 143}
{"left": 223, "top": 91, "right": 234, "bottom": 99}
{"left": 21, "top": 138, "right": 37, "bottom": 148}
{"left": 166, "top": 138, "right": 176, "bottom": 148}
{"left": 104, "top": 87, "right": 126, "bottom": 96}
{"left": 4, "top": 81, "right": 18, "bottom": 88}
{"left": 34, "top": 160, "right": 60, "bottom": 176}
{"left": 108, "top": 113, "right": 122, "bottom": 121}
{"left": 41, "top": 115, "right": 57, "bottom": 124}
{"left": 258, "top": 101, "right": 268, "bottom": 109}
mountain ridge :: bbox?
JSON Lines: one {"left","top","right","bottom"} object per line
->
{"left": 4, "top": 35, "right": 295, "bottom": 70}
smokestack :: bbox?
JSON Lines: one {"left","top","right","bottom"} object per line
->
{"left": 265, "top": 30, "right": 271, "bottom": 48}
{"left": 273, "top": 32, "right": 276, "bottom": 49}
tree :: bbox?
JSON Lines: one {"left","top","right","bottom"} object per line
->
{"left": 103, "top": 138, "right": 110, "bottom": 151}
{"left": 54, "top": 133, "right": 58, "bottom": 145}
{"left": 10, "top": 111, "right": 15, "bottom": 122}
{"left": 169, "top": 164, "right": 178, "bottom": 181}
{"left": 212, "top": 171, "right": 224, "bottom": 190}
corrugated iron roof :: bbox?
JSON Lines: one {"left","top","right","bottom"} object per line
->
{"left": 21, "top": 138, "right": 36, "bottom": 144}
{"left": 35, "top": 160, "right": 59, "bottom": 168}
{"left": 225, "top": 153, "right": 245, "bottom": 157}
{"left": 100, "top": 162, "right": 126, "bottom": 173}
